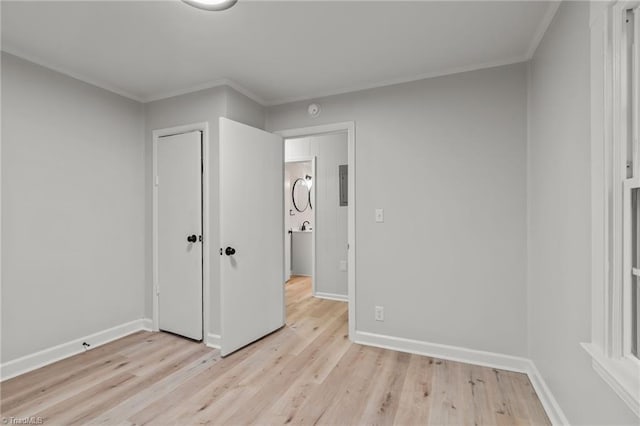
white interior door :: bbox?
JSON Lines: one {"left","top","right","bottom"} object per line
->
{"left": 157, "top": 131, "right": 203, "bottom": 341}
{"left": 220, "top": 117, "right": 284, "bottom": 356}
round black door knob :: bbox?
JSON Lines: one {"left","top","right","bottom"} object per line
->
{"left": 187, "top": 235, "right": 197, "bottom": 243}
{"left": 225, "top": 246, "right": 236, "bottom": 256}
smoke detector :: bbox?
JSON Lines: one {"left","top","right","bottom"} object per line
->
{"left": 308, "top": 103, "right": 321, "bottom": 118}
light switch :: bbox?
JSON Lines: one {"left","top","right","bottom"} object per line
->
{"left": 375, "top": 208, "right": 384, "bottom": 223}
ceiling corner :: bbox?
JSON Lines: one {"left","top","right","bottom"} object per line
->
{"left": 525, "top": 2, "right": 561, "bottom": 60}
{"left": 1, "top": 46, "right": 146, "bottom": 103}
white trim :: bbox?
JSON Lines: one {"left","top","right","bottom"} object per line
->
{"left": 525, "top": 2, "right": 561, "bottom": 60}
{"left": 610, "top": 0, "right": 630, "bottom": 358}
{"left": 527, "top": 360, "right": 572, "bottom": 426}
{"left": 314, "top": 292, "right": 348, "bottom": 302}
{"left": 264, "top": 56, "right": 527, "bottom": 106}
{"left": 1, "top": 46, "right": 528, "bottom": 108}
{"left": 354, "top": 330, "right": 569, "bottom": 426}
{"left": 0, "top": 319, "right": 152, "bottom": 381}
{"left": 285, "top": 155, "right": 317, "bottom": 296}
{"left": 589, "top": 1, "right": 640, "bottom": 417}
{"left": 275, "top": 122, "right": 356, "bottom": 341}
{"left": 205, "top": 333, "right": 221, "bottom": 349}
{"left": 1, "top": 47, "right": 145, "bottom": 103}
{"left": 144, "top": 78, "right": 267, "bottom": 105}
{"left": 622, "top": 177, "right": 640, "bottom": 355}
{"left": 0, "top": 48, "right": 267, "bottom": 106}
{"left": 140, "top": 318, "right": 153, "bottom": 331}
{"left": 354, "top": 330, "right": 530, "bottom": 373}
{"left": 582, "top": 343, "right": 640, "bottom": 417}
{"left": 152, "top": 122, "right": 211, "bottom": 342}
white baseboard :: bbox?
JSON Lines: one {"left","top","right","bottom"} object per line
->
{"left": 353, "top": 330, "right": 569, "bottom": 426}
{"left": 205, "top": 333, "right": 221, "bottom": 349}
{"left": 140, "top": 318, "right": 153, "bottom": 331}
{"left": 0, "top": 319, "right": 568, "bottom": 424}
{"left": 354, "top": 330, "right": 531, "bottom": 372}
{"left": 314, "top": 292, "right": 348, "bottom": 302}
{"left": 0, "top": 318, "right": 153, "bottom": 382}
{"left": 525, "top": 360, "right": 571, "bottom": 425}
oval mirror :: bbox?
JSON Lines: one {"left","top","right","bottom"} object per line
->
{"left": 292, "top": 178, "right": 310, "bottom": 212}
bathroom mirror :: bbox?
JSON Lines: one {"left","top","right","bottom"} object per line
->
{"left": 292, "top": 178, "right": 310, "bottom": 212}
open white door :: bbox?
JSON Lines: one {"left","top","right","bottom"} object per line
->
{"left": 219, "top": 118, "right": 284, "bottom": 356}
{"left": 157, "top": 131, "right": 203, "bottom": 341}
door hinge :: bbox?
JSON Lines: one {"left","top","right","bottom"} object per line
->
{"left": 155, "top": 175, "right": 159, "bottom": 186}
{"left": 220, "top": 248, "right": 223, "bottom": 255}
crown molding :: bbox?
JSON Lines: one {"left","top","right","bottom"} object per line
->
{"left": 1, "top": 46, "right": 146, "bottom": 103}
{"left": 4, "top": 1, "right": 557, "bottom": 108}
{"left": 525, "top": 1, "right": 561, "bottom": 60}
{"left": 143, "top": 77, "right": 267, "bottom": 105}
{"left": 263, "top": 55, "right": 529, "bottom": 106}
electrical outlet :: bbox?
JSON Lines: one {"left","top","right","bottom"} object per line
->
{"left": 375, "top": 208, "right": 384, "bottom": 223}
{"left": 375, "top": 306, "right": 384, "bottom": 321}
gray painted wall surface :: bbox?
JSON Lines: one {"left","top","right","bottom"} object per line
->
{"left": 224, "top": 87, "right": 266, "bottom": 130}
{"left": 1, "top": 53, "right": 146, "bottom": 362}
{"left": 526, "top": 3, "right": 637, "bottom": 424}
{"left": 267, "top": 64, "right": 528, "bottom": 356}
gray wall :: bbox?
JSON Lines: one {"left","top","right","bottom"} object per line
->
{"left": 527, "top": 3, "right": 637, "bottom": 424}
{"left": 268, "top": 64, "right": 528, "bottom": 356}
{"left": 1, "top": 53, "right": 146, "bottom": 362}
{"left": 224, "top": 87, "right": 266, "bottom": 130}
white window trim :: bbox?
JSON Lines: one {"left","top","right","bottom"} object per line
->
{"left": 586, "top": 0, "right": 640, "bottom": 417}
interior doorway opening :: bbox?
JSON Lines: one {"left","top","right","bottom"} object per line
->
{"left": 281, "top": 129, "right": 352, "bottom": 331}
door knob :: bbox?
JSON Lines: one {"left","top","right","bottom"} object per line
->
{"left": 187, "top": 234, "right": 197, "bottom": 243}
{"left": 225, "top": 246, "right": 236, "bottom": 256}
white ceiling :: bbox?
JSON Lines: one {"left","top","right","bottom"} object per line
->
{"left": 1, "top": 1, "right": 557, "bottom": 105}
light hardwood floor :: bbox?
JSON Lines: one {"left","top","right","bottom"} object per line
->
{"left": 1, "top": 276, "right": 550, "bottom": 425}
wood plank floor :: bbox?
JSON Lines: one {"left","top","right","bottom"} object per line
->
{"left": 1, "top": 276, "right": 550, "bottom": 425}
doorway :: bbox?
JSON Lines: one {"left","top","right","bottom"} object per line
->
{"left": 277, "top": 123, "right": 355, "bottom": 338}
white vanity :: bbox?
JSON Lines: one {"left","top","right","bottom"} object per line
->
{"left": 291, "top": 229, "right": 312, "bottom": 276}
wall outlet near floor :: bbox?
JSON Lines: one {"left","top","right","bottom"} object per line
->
{"left": 375, "top": 306, "right": 384, "bottom": 321}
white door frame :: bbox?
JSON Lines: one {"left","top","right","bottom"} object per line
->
{"left": 275, "top": 122, "right": 356, "bottom": 340}
{"left": 152, "top": 122, "right": 210, "bottom": 341}
{"left": 285, "top": 156, "right": 317, "bottom": 295}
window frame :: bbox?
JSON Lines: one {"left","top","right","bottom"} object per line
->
{"left": 586, "top": 0, "right": 640, "bottom": 417}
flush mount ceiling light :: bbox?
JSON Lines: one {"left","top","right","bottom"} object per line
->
{"left": 182, "top": 0, "right": 237, "bottom": 11}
